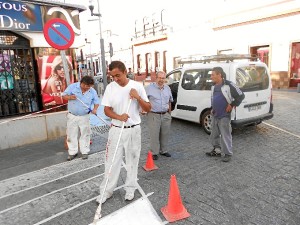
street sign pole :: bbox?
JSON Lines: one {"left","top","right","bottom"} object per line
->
{"left": 89, "top": 0, "right": 107, "bottom": 91}
{"left": 60, "top": 51, "right": 70, "bottom": 86}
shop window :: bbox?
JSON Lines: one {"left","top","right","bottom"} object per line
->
{"left": 250, "top": 45, "right": 269, "bottom": 67}
{"left": 155, "top": 51, "right": 160, "bottom": 72}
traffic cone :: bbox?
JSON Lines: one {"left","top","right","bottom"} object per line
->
{"left": 161, "top": 174, "right": 190, "bottom": 222}
{"left": 142, "top": 151, "right": 158, "bottom": 171}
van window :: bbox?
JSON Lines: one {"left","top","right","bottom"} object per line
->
{"left": 181, "top": 69, "right": 213, "bottom": 90}
{"left": 236, "top": 66, "right": 269, "bottom": 92}
{"left": 167, "top": 71, "right": 181, "bottom": 85}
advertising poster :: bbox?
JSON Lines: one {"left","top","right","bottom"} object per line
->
{"left": 38, "top": 55, "right": 74, "bottom": 107}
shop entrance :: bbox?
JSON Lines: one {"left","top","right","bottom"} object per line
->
{"left": 0, "top": 31, "right": 39, "bottom": 118}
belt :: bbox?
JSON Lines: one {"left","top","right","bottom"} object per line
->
{"left": 151, "top": 111, "right": 168, "bottom": 114}
{"left": 112, "top": 124, "right": 140, "bottom": 129}
{"left": 69, "top": 112, "right": 88, "bottom": 116}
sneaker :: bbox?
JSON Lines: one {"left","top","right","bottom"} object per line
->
{"left": 222, "top": 154, "right": 232, "bottom": 162}
{"left": 96, "top": 193, "right": 112, "bottom": 204}
{"left": 67, "top": 153, "right": 78, "bottom": 161}
{"left": 152, "top": 154, "right": 158, "bottom": 160}
{"left": 82, "top": 154, "right": 88, "bottom": 160}
{"left": 125, "top": 191, "right": 135, "bottom": 201}
{"left": 205, "top": 148, "right": 221, "bottom": 157}
{"left": 159, "top": 152, "right": 171, "bottom": 157}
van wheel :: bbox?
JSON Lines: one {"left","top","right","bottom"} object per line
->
{"left": 201, "top": 110, "right": 212, "bottom": 135}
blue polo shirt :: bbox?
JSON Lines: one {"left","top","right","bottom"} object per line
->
{"left": 145, "top": 83, "right": 173, "bottom": 112}
{"left": 62, "top": 82, "right": 100, "bottom": 116}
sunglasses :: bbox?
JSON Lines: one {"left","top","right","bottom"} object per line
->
{"left": 55, "top": 65, "right": 71, "bottom": 70}
{"left": 55, "top": 65, "right": 64, "bottom": 70}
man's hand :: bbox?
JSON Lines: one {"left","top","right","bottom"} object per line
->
{"left": 91, "top": 108, "right": 97, "bottom": 115}
{"left": 119, "top": 113, "right": 129, "bottom": 122}
{"left": 226, "top": 104, "right": 233, "bottom": 113}
{"left": 129, "top": 88, "right": 139, "bottom": 100}
{"left": 68, "top": 95, "right": 77, "bottom": 100}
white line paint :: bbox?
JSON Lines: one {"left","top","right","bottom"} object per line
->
{"left": 33, "top": 196, "right": 100, "bottom": 225}
{"left": 0, "top": 163, "right": 103, "bottom": 200}
{"left": 263, "top": 122, "right": 300, "bottom": 139}
{"left": 0, "top": 151, "right": 105, "bottom": 183}
{"left": 32, "top": 182, "right": 134, "bottom": 225}
{"left": 0, "top": 173, "right": 104, "bottom": 215}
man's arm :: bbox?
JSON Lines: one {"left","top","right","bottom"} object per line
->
{"left": 104, "top": 106, "right": 129, "bottom": 122}
{"left": 129, "top": 88, "right": 151, "bottom": 112}
{"left": 91, "top": 104, "right": 99, "bottom": 114}
{"left": 229, "top": 82, "right": 245, "bottom": 107}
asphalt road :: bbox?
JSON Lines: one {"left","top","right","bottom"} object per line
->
{"left": 0, "top": 90, "right": 299, "bottom": 225}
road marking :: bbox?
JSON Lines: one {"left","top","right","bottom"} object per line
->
{"left": 263, "top": 122, "right": 300, "bottom": 139}
{"left": 0, "top": 152, "right": 106, "bottom": 198}
{"left": 0, "top": 163, "right": 102, "bottom": 200}
{"left": 0, "top": 173, "right": 103, "bottom": 215}
{"left": 32, "top": 182, "right": 130, "bottom": 225}
{"left": 0, "top": 151, "right": 104, "bottom": 183}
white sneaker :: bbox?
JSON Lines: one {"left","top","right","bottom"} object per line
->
{"left": 125, "top": 191, "right": 135, "bottom": 201}
{"left": 96, "top": 193, "right": 112, "bottom": 204}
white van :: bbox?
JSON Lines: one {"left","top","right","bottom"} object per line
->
{"left": 167, "top": 54, "right": 274, "bottom": 134}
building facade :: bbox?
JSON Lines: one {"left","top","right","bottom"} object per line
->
{"left": 130, "top": 0, "right": 300, "bottom": 89}
{"left": 0, "top": 0, "right": 86, "bottom": 118}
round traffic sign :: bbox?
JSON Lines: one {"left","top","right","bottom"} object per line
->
{"left": 43, "top": 18, "right": 75, "bottom": 50}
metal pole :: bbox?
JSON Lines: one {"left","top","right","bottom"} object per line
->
{"left": 90, "top": 43, "right": 94, "bottom": 76}
{"left": 60, "top": 50, "right": 70, "bottom": 86}
{"left": 96, "top": 0, "right": 107, "bottom": 90}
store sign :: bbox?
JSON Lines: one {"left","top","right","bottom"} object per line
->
{"left": 0, "top": 0, "right": 43, "bottom": 32}
{"left": 0, "top": 1, "right": 81, "bottom": 34}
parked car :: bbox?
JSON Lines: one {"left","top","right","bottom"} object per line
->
{"left": 167, "top": 54, "right": 274, "bottom": 134}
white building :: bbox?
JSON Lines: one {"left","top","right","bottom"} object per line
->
{"left": 129, "top": 0, "right": 300, "bottom": 88}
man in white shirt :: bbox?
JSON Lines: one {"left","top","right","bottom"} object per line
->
{"left": 97, "top": 61, "right": 151, "bottom": 204}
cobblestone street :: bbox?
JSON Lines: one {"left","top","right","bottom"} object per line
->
{"left": 0, "top": 90, "right": 299, "bottom": 225}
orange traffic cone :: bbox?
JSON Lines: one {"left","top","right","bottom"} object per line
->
{"left": 161, "top": 174, "right": 190, "bottom": 222}
{"left": 142, "top": 151, "right": 158, "bottom": 171}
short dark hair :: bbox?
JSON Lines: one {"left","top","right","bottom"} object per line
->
{"left": 212, "top": 67, "right": 226, "bottom": 79}
{"left": 109, "top": 61, "right": 126, "bottom": 73}
{"left": 80, "top": 75, "right": 95, "bottom": 85}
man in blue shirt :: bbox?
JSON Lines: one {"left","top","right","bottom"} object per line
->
{"left": 62, "top": 76, "right": 100, "bottom": 161}
{"left": 145, "top": 71, "right": 173, "bottom": 160}
{"left": 206, "top": 67, "right": 244, "bottom": 162}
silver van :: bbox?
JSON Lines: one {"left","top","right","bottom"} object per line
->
{"left": 167, "top": 54, "right": 274, "bottom": 134}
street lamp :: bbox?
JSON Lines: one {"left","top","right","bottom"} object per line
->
{"left": 88, "top": 0, "right": 107, "bottom": 91}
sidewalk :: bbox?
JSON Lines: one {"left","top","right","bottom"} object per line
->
{"left": 0, "top": 97, "right": 109, "bottom": 181}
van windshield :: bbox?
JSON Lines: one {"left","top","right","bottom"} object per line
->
{"left": 236, "top": 66, "right": 269, "bottom": 92}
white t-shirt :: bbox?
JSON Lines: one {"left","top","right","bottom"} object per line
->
{"left": 102, "top": 80, "right": 149, "bottom": 126}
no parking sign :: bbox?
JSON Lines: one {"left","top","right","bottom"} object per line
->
{"left": 43, "top": 18, "right": 75, "bottom": 50}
